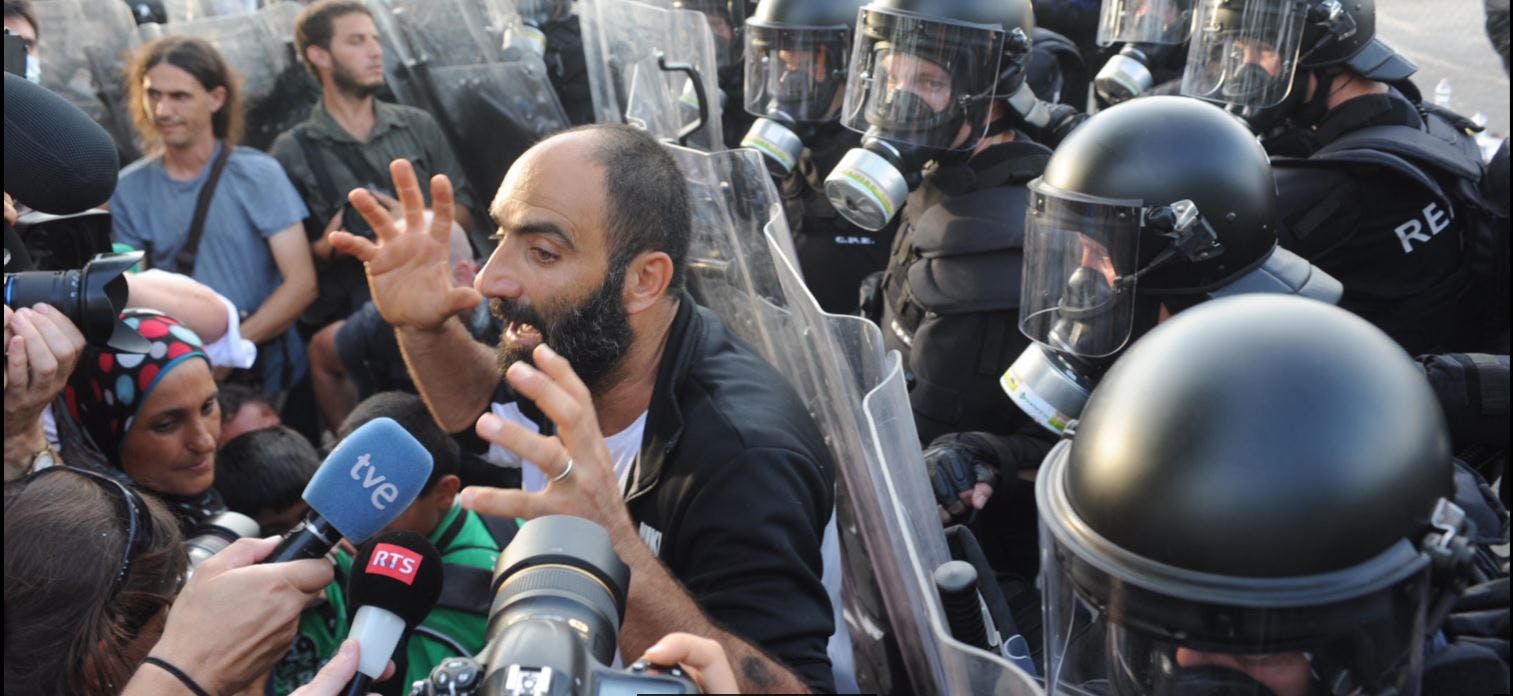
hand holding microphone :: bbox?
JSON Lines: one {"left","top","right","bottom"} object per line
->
{"left": 342, "top": 531, "right": 444, "bottom": 696}
{"left": 129, "top": 537, "right": 334, "bottom": 696}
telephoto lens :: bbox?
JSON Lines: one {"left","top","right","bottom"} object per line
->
{"left": 3, "top": 251, "right": 150, "bottom": 352}
{"left": 412, "top": 515, "right": 699, "bottom": 696}
{"left": 184, "top": 511, "right": 261, "bottom": 578}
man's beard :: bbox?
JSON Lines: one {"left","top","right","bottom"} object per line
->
{"left": 491, "top": 269, "right": 634, "bottom": 394}
{"left": 332, "top": 60, "right": 382, "bottom": 99}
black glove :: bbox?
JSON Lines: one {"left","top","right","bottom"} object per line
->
{"left": 923, "top": 432, "right": 1003, "bottom": 525}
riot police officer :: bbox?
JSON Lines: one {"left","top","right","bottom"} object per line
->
{"left": 825, "top": 4, "right": 1089, "bottom": 648}
{"left": 1181, "top": 0, "right": 1506, "bottom": 355}
{"left": 739, "top": 0, "right": 886, "bottom": 313}
{"left": 1002, "top": 95, "right": 1342, "bottom": 435}
{"left": 1091, "top": 0, "right": 1194, "bottom": 105}
{"left": 1037, "top": 294, "right": 1500, "bottom": 695}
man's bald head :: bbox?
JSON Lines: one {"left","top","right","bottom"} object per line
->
{"left": 494, "top": 124, "right": 692, "bottom": 293}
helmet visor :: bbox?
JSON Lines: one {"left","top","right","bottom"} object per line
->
{"left": 1181, "top": 0, "right": 1306, "bottom": 108}
{"left": 1019, "top": 181, "right": 1143, "bottom": 359}
{"left": 743, "top": 22, "right": 853, "bottom": 123}
{"left": 1097, "top": 0, "right": 1196, "bottom": 46}
{"left": 840, "top": 8, "right": 1003, "bottom": 150}
{"left": 1038, "top": 444, "right": 1433, "bottom": 696}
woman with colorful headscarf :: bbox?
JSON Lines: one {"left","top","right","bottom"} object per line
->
{"left": 62, "top": 308, "right": 226, "bottom": 531}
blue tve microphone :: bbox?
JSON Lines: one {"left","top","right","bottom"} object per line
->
{"left": 265, "top": 418, "right": 433, "bottom": 564}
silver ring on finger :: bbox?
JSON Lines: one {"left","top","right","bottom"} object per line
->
{"left": 552, "top": 457, "right": 574, "bottom": 483}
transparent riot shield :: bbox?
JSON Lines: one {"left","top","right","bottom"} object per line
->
{"left": 578, "top": 0, "right": 724, "bottom": 151}
{"left": 670, "top": 145, "right": 1044, "bottom": 696}
{"left": 138, "top": 1, "right": 315, "bottom": 152}
{"left": 160, "top": 0, "right": 259, "bottom": 22}
{"left": 33, "top": 0, "right": 141, "bottom": 164}
{"left": 370, "top": 0, "right": 569, "bottom": 205}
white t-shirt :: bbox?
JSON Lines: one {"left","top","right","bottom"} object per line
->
{"left": 484, "top": 402, "right": 648, "bottom": 494}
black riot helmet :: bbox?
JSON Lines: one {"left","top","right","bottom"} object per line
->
{"left": 822, "top": 0, "right": 1038, "bottom": 231}
{"left": 1181, "top": 0, "right": 1415, "bottom": 113}
{"left": 739, "top": 0, "right": 867, "bottom": 176}
{"left": 1004, "top": 96, "right": 1341, "bottom": 435}
{"left": 1039, "top": 294, "right": 1470, "bottom": 696}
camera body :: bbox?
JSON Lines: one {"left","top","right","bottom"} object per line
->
{"left": 409, "top": 516, "right": 698, "bottom": 696}
{"left": 411, "top": 626, "right": 697, "bottom": 696}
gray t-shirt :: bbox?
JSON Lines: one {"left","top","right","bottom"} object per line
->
{"left": 110, "top": 142, "right": 308, "bottom": 315}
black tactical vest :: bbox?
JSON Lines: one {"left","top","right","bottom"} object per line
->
{"left": 880, "top": 140, "right": 1051, "bottom": 444}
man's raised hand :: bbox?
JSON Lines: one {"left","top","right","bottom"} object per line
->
{"left": 329, "top": 159, "right": 480, "bottom": 331}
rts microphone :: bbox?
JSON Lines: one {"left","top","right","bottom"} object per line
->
{"left": 344, "top": 531, "right": 444, "bottom": 696}
{"left": 266, "top": 418, "right": 433, "bottom": 564}
{"left": 3, "top": 72, "right": 120, "bottom": 215}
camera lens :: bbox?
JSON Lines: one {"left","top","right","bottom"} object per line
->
{"left": 487, "top": 515, "right": 630, "bottom": 666}
{"left": 4, "top": 251, "right": 150, "bottom": 352}
{"left": 184, "top": 511, "right": 261, "bottom": 576}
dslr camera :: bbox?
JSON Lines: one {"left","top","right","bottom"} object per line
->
{"left": 410, "top": 515, "right": 698, "bottom": 696}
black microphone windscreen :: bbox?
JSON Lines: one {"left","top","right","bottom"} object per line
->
{"left": 4, "top": 72, "right": 120, "bottom": 215}
{"left": 348, "top": 531, "right": 444, "bottom": 629}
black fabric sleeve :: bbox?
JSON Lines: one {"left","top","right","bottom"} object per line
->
{"left": 660, "top": 446, "right": 836, "bottom": 693}
{"left": 1416, "top": 353, "right": 1511, "bottom": 450}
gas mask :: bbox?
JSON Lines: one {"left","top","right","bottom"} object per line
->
{"left": 1010, "top": 186, "right": 1225, "bottom": 433}
{"left": 824, "top": 6, "right": 1009, "bottom": 230}
{"left": 740, "top": 21, "right": 852, "bottom": 177}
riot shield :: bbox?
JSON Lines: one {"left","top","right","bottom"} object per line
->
{"left": 370, "top": 0, "right": 569, "bottom": 207}
{"left": 578, "top": 0, "right": 724, "bottom": 151}
{"left": 33, "top": 0, "right": 141, "bottom": 164}
{"left": 160, "top": 0, "right": 259, "bottom": 22}
{"left": 670, "top": 145, "right": 1043, "bottom": 696}
{"left": 138, "top": 1, "right": 316, "bottom": 152}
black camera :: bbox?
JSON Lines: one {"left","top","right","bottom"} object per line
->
{"left": 4, "top": 250, "right": 150, "bottom": 353}
{"left": 410, "top": 516, "right": 700, "bottom": 696}
{"left": 184, "top": 511, "right": 261, "bottom": 578}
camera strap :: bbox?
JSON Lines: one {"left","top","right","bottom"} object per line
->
{"left": 174, "top": 140, "right": 233, "bottom": 276}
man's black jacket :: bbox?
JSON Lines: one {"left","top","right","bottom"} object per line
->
{"left": 500, "top": 292, "right": 838, "bottom": 691}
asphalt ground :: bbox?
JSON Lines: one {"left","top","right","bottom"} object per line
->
{"left": 1376, "top": 0, "right": 1509, "bottom": 136}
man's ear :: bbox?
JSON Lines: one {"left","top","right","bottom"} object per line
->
{"left": 208, "top": 85, "right": 227, "bottom": 116}
{"left": 306, "top": 45, "right": 332, "bottom": 78}
{"left": 433, "top": 474, "right": 462, "bottom": 507}
{"left": 622, "top": 250, "right": 675, "bottom": 315}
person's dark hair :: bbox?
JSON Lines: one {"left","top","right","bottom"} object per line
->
{"left": 338, "top": 392, "right": 460, "bottom": 494}
{"left": 214, "top": 425, "right": 320, "bottom": 520}
{"left": 217, "top": 382, "right": 273, "bottom": 424}
{"left": 4, "top": 470, "right": 186, "bottom": 695}
{"left": 126, "top": 35, "right": 244, "bottom": 150}
{"left": 3, "top": 0, "right": 37, "bottom": 37}
{"left": 294, "top": 0, "right": 374, "bottom": 82}
{"left": 571, "top": 123, "right": 693, "bottom": 293}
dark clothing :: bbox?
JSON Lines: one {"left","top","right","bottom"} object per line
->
{"left": 542, "top": 15, "right": 595, "bottom": 125}
{"left": 782, "top": 127, "right": 898, "bottom": 314}
{"left": 876, "top": 138, "right": 1059, "bottom": 658}
{"left": 494, "top": 294, "right": 837, "bottom": 692}
{"left": 1271, "top": 92, "right": 1481, "bottom": 355}
{"left": 880, "top": 139, "right": 1051, "bottom": 448}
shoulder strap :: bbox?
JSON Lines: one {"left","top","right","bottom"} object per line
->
{"left": 434, "top": 562, "right": 493, "bottom": 615}
{"left": 293, "top": 125, "right": 341, "bottom": 206}
{"left": 1316, "top": 123, "right": 1483, "bottom": 183}
{"left": 174, "top": 141, "right": 234, "bottom": 275}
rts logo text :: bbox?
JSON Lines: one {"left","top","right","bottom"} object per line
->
{"left": 366, "top": 543, "right": 421, "bottom": 585}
